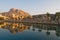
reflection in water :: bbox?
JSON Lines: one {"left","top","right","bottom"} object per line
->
{"left": 0, "top": 22, "right": 30, "bottom": 34}
{"left": 0, "top": 22, "right": 60, "bottom": 37}
{"left": 32, "top": 24, "right": 60, "bottom": 37}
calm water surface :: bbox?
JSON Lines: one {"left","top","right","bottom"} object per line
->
{"left": 0, "top": 22, "right": 60, "bottom": 40}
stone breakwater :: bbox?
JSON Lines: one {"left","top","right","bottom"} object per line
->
{"left": 0, "top": 20, "right": 59, "bottom": 25}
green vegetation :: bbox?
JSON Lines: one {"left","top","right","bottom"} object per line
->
{"left": 0, "top": 8, "right": 60, "bottom": 24}
{"left": 55, "top": 12, "right": 60, "bottom": 24}
{"left": 46, "top": 12, "right": 51, "bottom": 22}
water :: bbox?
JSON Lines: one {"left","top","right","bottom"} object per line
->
{"left": 0, "top": 22, "right": 60, "bottom": 40}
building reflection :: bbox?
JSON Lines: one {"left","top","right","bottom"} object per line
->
{"left": 32, "top": 24, "right": 60, "bottom": 37}
{"left": 0, "top": 22, "right": 60, "bottom": 37}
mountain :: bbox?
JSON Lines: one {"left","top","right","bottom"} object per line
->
{"left": 0, "top": 8, "right": 32, "bottom": 20}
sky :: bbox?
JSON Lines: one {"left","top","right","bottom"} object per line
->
{"left": 0, "top": 0, "right": 60, "bottom": 15}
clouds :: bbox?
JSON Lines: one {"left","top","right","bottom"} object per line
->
{"left": 0, "top": 0, "right": 60, "bottom": 15}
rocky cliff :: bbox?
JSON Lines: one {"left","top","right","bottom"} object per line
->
{"left": 1, "top": 8, "right": 32, "bottom": 20}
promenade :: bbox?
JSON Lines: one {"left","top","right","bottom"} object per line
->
{"left": 0, "top": 20, "right": 59, "bottom": 25}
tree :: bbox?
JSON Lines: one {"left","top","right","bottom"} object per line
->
{"left": 55, "top": 12, "right": 60, "bottom": 24}
{"left": 46, "top": 12, "right": 51, "bottom": 23}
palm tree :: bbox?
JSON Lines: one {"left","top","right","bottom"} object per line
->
{"left": 55, "top": 12, "right": 60, "bottom": 24}
{"left": 46, "top": 12, "right": 50, "bottom": 23}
